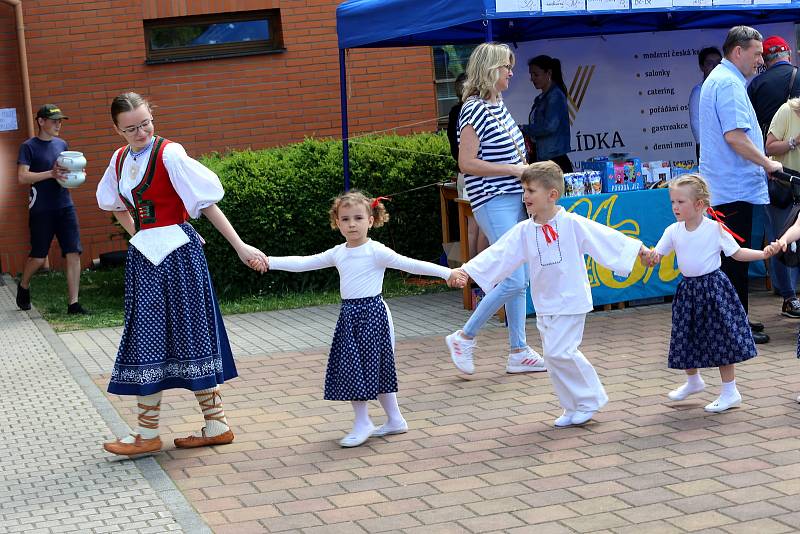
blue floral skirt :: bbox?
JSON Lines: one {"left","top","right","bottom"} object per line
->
{"left": 325, "top": 295, "right": 397, "bottom": 401}
{"left": 668, "top": 269, "right": 756, "bottom": 369}
{"left": 108, "top": 223, "right": 237, "bottom": 396}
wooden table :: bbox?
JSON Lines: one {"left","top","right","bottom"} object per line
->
{"left": 438, "top": 183, "right": 496, "bottom": 313}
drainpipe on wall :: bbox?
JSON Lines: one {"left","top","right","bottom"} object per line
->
{"left": 2, "top": 0, "right": 33, "bottom": 138}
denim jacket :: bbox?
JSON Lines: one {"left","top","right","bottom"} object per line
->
{"left": 521, "top": 86, "right": 571, "bottom": 160}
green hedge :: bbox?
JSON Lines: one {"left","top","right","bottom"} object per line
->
{"left": 194, "top": 133, "right": 457, "bottom": 298}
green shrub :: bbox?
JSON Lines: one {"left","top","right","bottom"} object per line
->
{"left": 195, "top": 133, "right": 456, "bottom": 298}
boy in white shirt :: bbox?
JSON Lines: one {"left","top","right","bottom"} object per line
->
{"left": 453, "top": 161, "right": 649, "bottom": 427}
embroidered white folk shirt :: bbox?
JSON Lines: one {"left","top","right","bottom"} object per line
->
{"left": 654, "top": 217, "right": 740, "bottom": 277}
{"left": 269, "top": 239, "right": 452, "bottom": 299}
{"left": 463, "top": 207, "right": 642, "bottom": 315}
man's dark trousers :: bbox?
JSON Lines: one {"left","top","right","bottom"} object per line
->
{"left": 714, "top": 200, "right": 754, "bottom": 312}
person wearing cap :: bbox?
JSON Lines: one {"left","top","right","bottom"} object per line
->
{"left": 748, "top": 35, "right": 800, "bottom": 320}
{"left": 699, "top": 26, "right": 783, "bottom": 346}
{"left": 16, "top": 104, "right": 87, "bottom": 315}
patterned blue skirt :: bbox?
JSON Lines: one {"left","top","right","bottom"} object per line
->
{"left": 108, "top": 223, "right": 237, "bottom": 396}
{"left": 668, "top": 269, "right": 756, "bottom": 369}
{"left": 325, "top": 295, "right": 397, "bottom": 401}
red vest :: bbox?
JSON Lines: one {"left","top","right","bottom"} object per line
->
{"left": 115, "top": 136, "right": 189, "bottom": 232}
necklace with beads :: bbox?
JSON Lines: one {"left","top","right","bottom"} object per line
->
{"left": 128, "top": 137, "right": 155, "bottom": 180}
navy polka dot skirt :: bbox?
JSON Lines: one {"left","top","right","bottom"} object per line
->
{"left": 668, "top": 269, "right": 756, "bottom": 370}
{"left": 325, "top": 295, "right": 397, "bottom": 401}
{"left": 108, "top": 223, "right": 237, "bottom": 396}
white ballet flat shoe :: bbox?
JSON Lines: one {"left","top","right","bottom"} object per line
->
{"left": 704, "top": 393, "right": 742, "bottom": 413}
{"left": 339, "top": 424, "right": 376, "bottom": 448}
{"left": 372, "top": 421, "right": 409, "bottom": 437}
{"left": 667, "top": 381, "right": 705, "bottom": 401}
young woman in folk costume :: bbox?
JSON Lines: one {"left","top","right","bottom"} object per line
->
{"left": 96, "top": 92, "right": 267, "bottom": 456}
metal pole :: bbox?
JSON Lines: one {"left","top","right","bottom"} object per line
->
{"left": 485, "top": 18, "right": 493, "bottom": 42}
{"left": 338, "top": 48, "right": 351, "bottom": 191}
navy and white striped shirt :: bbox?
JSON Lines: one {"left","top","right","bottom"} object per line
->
{"left": 457, "top": 97, "right": 525, "bottom": 211}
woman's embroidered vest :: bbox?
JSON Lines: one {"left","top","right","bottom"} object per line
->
{"left": 115, "top": 136, "right": 189, "bottom": 232}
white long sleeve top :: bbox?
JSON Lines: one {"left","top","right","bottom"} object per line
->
{"left": 654, "top": 217, "right": 739, "bottom": 277}
{"left": 268, "top": 239, "right": 453, "bottom": 299}
{"left": 96, "top": 141, "right": 223, "bottom": 218}
{"left": 463, "top": 207, "right": 642, "bottom": 315}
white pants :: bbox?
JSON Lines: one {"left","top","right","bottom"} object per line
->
{"left": 536, "top": 314, "right": 608, "bottom": 412}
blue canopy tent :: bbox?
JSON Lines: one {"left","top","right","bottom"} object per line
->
{"left": 335, "top": 0, "right": 800, "bottom": 187}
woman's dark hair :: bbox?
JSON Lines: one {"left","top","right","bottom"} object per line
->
{"left": 698, "top": 46, "right": 722, "bottom": 67}
{"left": 111, "top": 92, "right": 151, "bottom": 125}
{"left": 528, "top": 55, "right": 568, "bottom": 96}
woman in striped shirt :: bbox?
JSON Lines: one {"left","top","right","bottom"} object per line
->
{"left": 445, "top": 42, "right": 546, "bottom": 376}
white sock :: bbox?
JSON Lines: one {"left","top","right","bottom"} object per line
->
{"left": 195, "top": 387, "right": 230, "bottom": 437}
{"left": 377, "top": 393, "right": 405, "bottom": 427}
{"left": 350, "top": 401, "right": 374, "bottom": 435}
{"left": 120, "top": 392, "right": 162, "bottom": 443}
{"left": 721, "top": 380, "right": 738, "bottom": 398}
{"left": 687, "top": 373, "right": 704, "bottom": 388}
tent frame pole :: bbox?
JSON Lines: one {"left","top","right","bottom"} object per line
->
{"left": 339, "top": 48, "right": 351, "bottom": 191}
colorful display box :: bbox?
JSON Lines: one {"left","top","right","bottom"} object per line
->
{"left": 581, "top": 158, "right": 644, "bottom": 193}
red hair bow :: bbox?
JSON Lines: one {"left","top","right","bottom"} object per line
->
{"left": 706, "top": 207, "right": 744, "bottom": 243}
{"left": 371, "top": 196, "right": 391, "bottom": 208}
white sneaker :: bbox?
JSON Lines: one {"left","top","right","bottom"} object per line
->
{"left": 554, "top": 411, "right": 575, "bottom": 427}
{"left": 446, "top": 331, "right": 476, "bottom": 375}
{"left": 667, "top": 380, "right": 705, "bottom": 401}
{"left": 704, "top": 392, "right": 742, "bottom": 413}
{"left": 570, "top": 410, "right": 596, "bottom": 425}
{"left": 506, "top": 347, "right": 547, "bottom": 373}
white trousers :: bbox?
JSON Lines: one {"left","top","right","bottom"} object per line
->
{"left": 536, "top": 314, "right": 608, "bottom": 412}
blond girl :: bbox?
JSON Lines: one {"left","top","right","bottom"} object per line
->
{"left": 649, "top": 175, "right": 776, "bottom": 413}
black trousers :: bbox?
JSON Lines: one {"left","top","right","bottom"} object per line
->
{"left": 713, "top": 201, "right": 753, "bottom": 313}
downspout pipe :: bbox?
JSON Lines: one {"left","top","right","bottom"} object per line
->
{"left": 2, "top": 0, "right": 34, "bottom": 137}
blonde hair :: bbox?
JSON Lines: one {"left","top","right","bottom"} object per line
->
{"left": 328, "top": 190, "right": 389, "bottom": 229}
{"left": 787, "top": 97, "right": 800, "bottom": 113}
{"left": 521, "top": 161, "right": 564, "bottom": 198}
{"left": 669, "top": 174, "right": 711, "bottom": 208}
{"left": 462, "top": 43, "right": 515, "bottom": 102}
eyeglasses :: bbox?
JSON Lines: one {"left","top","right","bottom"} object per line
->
{"left": 499, "top": 64, "right": 513, "bottom": 71}
{"left": 119, "top": 118, "right": 154, "bottom": 134}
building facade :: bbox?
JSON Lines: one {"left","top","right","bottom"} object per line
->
{"left": 0, "top": 0, "right": 437, "bottom": 274}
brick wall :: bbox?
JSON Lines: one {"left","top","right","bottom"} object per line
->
{"left": 0, "top": 0, "right": 437, "bottom": 274}
{"left": 0, "top": 6, "right": 29, "bottom": 275}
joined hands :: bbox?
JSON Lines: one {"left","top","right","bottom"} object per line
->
{"left": 448, "top": 268, "right": 469, "bottom": 288}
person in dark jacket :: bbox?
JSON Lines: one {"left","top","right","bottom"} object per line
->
{"left": 521, "top": 55, "right": 573, "bottom": 173}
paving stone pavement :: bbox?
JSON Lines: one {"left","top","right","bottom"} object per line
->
{"left": 86, "top": 288, "right": 800, "bottom": 533}
{"left": 0, "top": 276, "right": 209, "bottom": 534}
{"left": 9, "top": 275, "right": 800, "bottom": 533}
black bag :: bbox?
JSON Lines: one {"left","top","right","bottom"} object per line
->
{"left": 768, "top": 178, "right": 793, "bottom": 209}
{"left": 775, "top": 187, "right": 800, "bottom": 267}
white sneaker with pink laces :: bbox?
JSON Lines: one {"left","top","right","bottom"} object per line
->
{"left": 446, "top": 331, "right": 476, "bottom": 375}
{"left": 506, "top": 346, "right": 547, "bottom": 373}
